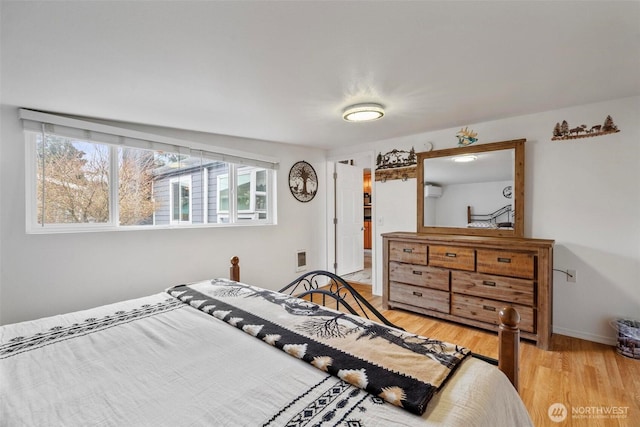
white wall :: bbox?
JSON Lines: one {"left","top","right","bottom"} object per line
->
{"left": 329, "top": 96, "right": 640, "bottom": 345}
{"left": 432, "top": 180, "right": 512, "bottom": 227}
{"left": 0, "top": 105, "right": 328, "bottom": 325}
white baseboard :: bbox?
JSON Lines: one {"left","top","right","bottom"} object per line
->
{"left": 553, "top": 326, "right": 617, "bottom": 346}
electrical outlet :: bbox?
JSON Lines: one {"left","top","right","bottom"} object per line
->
{"left": 567, "top": 269, "right": 577, "bottom": 283}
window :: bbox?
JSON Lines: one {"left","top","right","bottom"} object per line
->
{"left": 23, "top": 109, "right": 277, "bottom": 233}
{"left": 35, "top": 135, "right": 111, "bottom": 225}
{"left": 216, "top": 167, "right": 269, "bottom": 222}
{"left": 170, "top": 176, "right": 191, "bottom": 224}
{"left": 217, "top": 174, "right": 230, "bottom": 223}
{"left": 118, "top": 147, "right": 156, "bottom": 226}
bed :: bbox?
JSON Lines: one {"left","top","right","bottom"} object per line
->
{"left": 0, "top": 257, "right": 532, "bottom": 426}
{"left": 467, "top": 205, "right": 514, "bottom": 229}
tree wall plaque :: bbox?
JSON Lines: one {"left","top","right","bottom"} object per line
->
{"left": 289, "top": 161, "right": 318, "bottom": 202}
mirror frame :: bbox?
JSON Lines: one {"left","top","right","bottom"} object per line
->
{"left": 417, "top": 139, "right": 525, "bottom": 238}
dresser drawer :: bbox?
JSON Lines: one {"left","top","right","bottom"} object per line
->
{"left": 451, "top": 271, "right": 534, "bottom": 306}
{"left": 389, "top": 282, "right": 450, "bottom": 313}
{"left": 477, "top": 249, "right": 534, "bottom": 279}
{"left": 389, "top": 262, "right": 449, "bottom": 291}
{"left": 429, "top": 245, "right": 475, "bottom": 271}
{"left": 389, "top": 241, "right": 427, "bottom": 265}
{"left": 451, "top": 294, "right": 535, "bottom": 333}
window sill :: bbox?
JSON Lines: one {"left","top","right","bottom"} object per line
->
{"left": 26, "top": 221, "right": 277, "bottom": 235}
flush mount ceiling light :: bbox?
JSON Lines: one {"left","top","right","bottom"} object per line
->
{"left": 452, "top": 155, "right": 478, "bottom": 163}
{"left": 342, "top": 103, "right": 385, "bottom": 122}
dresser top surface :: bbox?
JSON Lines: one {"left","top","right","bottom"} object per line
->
{"left": 382, "top": 232, "right": 554, "bottom": 248}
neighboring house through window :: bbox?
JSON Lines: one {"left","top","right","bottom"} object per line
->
{"left": 170, "top": 176, "right": 191, "bottom": 224}
{"left": 217, "top": 167, "right": 268, "bottom": 223}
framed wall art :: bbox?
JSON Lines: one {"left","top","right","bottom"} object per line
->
{"left": 288, "top": 161, "right": 318, "bottom": 202}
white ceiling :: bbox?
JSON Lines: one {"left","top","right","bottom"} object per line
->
{"left": 424, "top": 149, "right": 514, "bottom": 186}
{"left": 2, "top": 1, "right": 639, "bottom": 150}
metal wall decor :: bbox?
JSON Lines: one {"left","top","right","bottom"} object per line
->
{"left": 375, "top": 147, "right": 417, "bottom": 182}
{"left": 552, "top": 115, "right": 620, "bottom": 140}
{"left": 289, "top": 161, "right": 318, "bottom": 202}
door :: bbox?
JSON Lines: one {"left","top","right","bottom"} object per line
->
{"left": 335, "top": 162, "right": 364, "bottom": 275}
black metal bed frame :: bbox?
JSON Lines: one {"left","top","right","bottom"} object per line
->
{"left": 278, "top": 270, "right": 403, "bottom": 330}
{"left": 468, "top": 204, "right": 514, "bottom": 227}
{"left": 278, "top": 269, "right": 498, "bottom": 366}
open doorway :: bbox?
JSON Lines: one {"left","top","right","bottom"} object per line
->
{"left": 341, "top": 168, "right": 372, "bottom": 285}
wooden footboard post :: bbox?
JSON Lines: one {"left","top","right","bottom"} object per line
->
{"left": 498, "top": 306, "right": 520, "bottom": 391}
{"left": 230, "top": 256, "right": 240, "bottom": 282}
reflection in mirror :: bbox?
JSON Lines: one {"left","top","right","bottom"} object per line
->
{"left": 423, "top": 149, "right": 514, "bottom": 228}
{"left": 417, "top": 139, "right": 525, "bottom": 237}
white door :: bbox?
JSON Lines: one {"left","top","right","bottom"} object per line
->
{"left": 335, "top": 162, "right": 364, "bottom": 275}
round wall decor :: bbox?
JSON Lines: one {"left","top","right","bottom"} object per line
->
{"left": 289, "top": 161, "right": 318, "bottom": 202}
{"left": 503, "top": 185, "right": 513, "bottom": 199}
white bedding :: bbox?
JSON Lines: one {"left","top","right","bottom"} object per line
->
{"left": 467, "top": 221, "right": 498, "bottom": 229}
{"left": 0, "top": 284, "right": 533, "bottom": 426}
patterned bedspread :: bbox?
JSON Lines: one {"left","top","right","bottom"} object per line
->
{"left": 169, "top": 279, "right": 470, "bottom": 415}
{"left": 0, "top": 279, "right": 533, "bottom": 426}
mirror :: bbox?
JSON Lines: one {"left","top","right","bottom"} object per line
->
{"left": 417, "top": 139, "right": 525, "bottom": 237}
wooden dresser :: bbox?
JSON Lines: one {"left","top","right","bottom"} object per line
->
{"left": 382, "top": 232, "right": 554, "bottom": 349}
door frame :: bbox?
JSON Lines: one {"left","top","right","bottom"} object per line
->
{"left": 326, "top": 150, "right": 377, "bottom": 292}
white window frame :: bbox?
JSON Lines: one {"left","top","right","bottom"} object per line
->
{"left": 237, "top": 169, "right": 254, "bottom": 213}
{"left": 25, "top": 132, "right": 120, "bottom": 232}
{"left": 202, "top": 167, "right": 209, "bottom": 224}
{"left": 216, "top": 165, "right": 273, "bottom": 224}
{"left": 22, "top": 109, "right": 279, "bottom": 234}
{"left": 217, "top": 173, "right": 230, "bottom": 217}
{"left": 254, "top": 169, "right": 268, "bottom": 220}
{"left": 169, "top": 176, "right": 192, "bottom": 225}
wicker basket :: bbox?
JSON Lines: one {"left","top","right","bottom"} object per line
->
{"left": 612, "top": 319, "right": 640, "bottom": 360}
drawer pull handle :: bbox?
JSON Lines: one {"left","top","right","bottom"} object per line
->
{"left": 483, "top": 305, "right": 496, "bottom": 312}
{"left": 413, "top": 291, "right": 423, "bottom": 297}
{"left": 403, "top": 248, "right": 413, "bottom": 253}
{"left": 482, "top": 281, "right": 496, "bottom": 287}
{"left": 412, "top": 271, "right": 423, "bottom": 276}
{"left": 445, "top": 252, "right": 457, "bottom": 258}
{"left": 497, "top": 257, "right": 511, "bottom": 263}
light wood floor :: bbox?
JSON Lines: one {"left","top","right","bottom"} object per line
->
{"left": 334, "top": 283, "right": 640, "bottom": 427}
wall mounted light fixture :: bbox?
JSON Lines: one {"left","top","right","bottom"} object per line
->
{"left": 342, "top": 103, "right": 385, "bottom": 122}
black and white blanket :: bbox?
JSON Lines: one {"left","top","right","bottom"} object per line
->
{"left": 169, "top": 279, "right": 470, "bottom": 415}
{"left": 0, "top": 279, "right": 533, "bottom": 426}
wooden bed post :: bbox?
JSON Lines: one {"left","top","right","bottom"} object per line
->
{"left": 230, "top": 256, "right": 240, "bottom": 282}
{"left": 498, "top": 306, "right": 520, "bottom": 391}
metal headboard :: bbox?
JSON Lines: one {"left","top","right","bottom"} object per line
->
{"left": 279, "top": 270, "right": 403, "bottom": 330}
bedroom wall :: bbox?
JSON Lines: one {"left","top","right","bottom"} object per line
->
{"left": 329, "top": 96, "right": 640, "bottom": 346}
{"left": 0, "top": 105, "right": 329, "bottom": 325}
{"left": 431, "top": 180, "right": 513, "bottom": 227}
